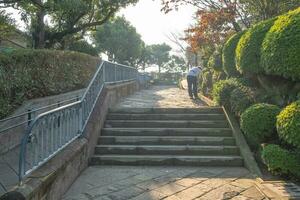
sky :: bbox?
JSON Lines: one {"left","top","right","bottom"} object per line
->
{"left": 119, "top": 0, "right": 196, "bottom": 52}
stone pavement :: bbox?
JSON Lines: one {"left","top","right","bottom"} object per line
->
{"left": 63, "top": 86, "right": 268, "bottom": 200}
{"left": 115, "top": 86, "right": 205, "bottom": 108}
{"left": 63, "top": 166, "right": 267, "bottom": 200}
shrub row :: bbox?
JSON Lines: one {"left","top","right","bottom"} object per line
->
{"left": 223, "top": 7, "right": 300, "bottom": 81}
{"left": 0, "top": 49, "right": 100, "bottom": 118}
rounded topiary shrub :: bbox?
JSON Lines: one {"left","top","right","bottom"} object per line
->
{"left": 261, "top": 144, "right": 300, "bottom": 178}
{"left": 222, "top": 31, "right": 245, "bottom": 77}
{"left": 277, "top": 100, "right": 300, "bottom": 148}
{"left": 208, "top": 51, "right": 222, "bottom": 71}
{"left": 212, "top": 78, "right": 241, "bottom": 108}
{"left": 261, "top": 8, "right": 300, "bottom": 81}
{"left": 236, "top": 18, "right": 276, "bottom": 74}
{"left": 240, "top": 103, "right": 281, "bottom": 148}
{"left": 230, "top": 86, "right": 255, "bottom": 116}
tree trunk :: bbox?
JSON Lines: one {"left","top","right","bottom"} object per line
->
{"left": 33, "top": 8, "right": 46, "bottom": 49}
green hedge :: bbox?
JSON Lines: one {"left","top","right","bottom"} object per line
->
{"left": 0, "top": 49, "right": 100, "bottom": 118}
{"left": 261, "top": 144, "right": 300, "bottom": 178}
{"left": 261, "top": 8, "right": 300, "bottom": 81}
{"left": 68, "top": 40, "right": 99, "bottom": 56}
{"left": 230, "top": 86, "right": 255, "bottom": 116}
{"left": 240, "top": 103, "right": 280, "bottom": 148}
{"left": 236, "top": 18, "right": 276, "bottom": 74}
{"left": 201, "top": 70, "right": 213, "bottom": 96}
{"left": 222, "top": 31, "right": 245, "bottom": 77}
{"left": 212, "top": 78, "right": 241, "bottom": 108}
{"left": 208, "top": 51, "right": 222, "bottom": 71}
{"left": 277, "top": 100, "right": 300, "bottom": 148}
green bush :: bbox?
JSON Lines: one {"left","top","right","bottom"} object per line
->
{"left": 212, "top": 78, "right": 242, "bottom": 108}
{"left": 68, "top": 40, "right": 99, "bottom": 56}
{"left": 201, "top": 70, "right": 213, "bottom": 95}
{"left": 0, "top": 49, "right": 100, "bottom": 118}
{"left": 277, "top": 100, "right": 300, "bottom": 148}
{"left": 230, "top": 86, "right": 255, "bottom": 116}
{"left": 208, "top": 51, "right": 222, "bottom": 71}
{"left": 240, "top": 103, "right": 280, "bottom": 148}
{"left": 261, "top": 144, "right": 300, "bottom": 178}
{"left": 261, "top": 8, "right": 300, "bottom": 81}
{"left": 236, "top": 18, "right": 276, "bottom": 74}
{"left": 222, "top": 31, "right": 245, "bottom": 77}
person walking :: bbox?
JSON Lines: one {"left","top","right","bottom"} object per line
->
{"left": 187, "top": 66, "right": 202, "bottom": 99}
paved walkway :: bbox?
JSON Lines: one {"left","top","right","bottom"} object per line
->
{"left": 63, "top": 86, "right": 268, "bottom": 200}
{"left": 115, "top": 86, "right": 205, "bottom": 108}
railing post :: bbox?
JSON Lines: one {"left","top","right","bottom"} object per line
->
{"left": 103, "top": 62, "right": 106, "bottom": 83}
{"left": 27, "top": 109, "right": 32, "bottom": 126}
{"left": 114, "top": 64, "right": 117, "bottom": 82}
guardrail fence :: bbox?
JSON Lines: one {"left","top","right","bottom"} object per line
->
{"left": 18, "top": 61, "right": 137, "bottom": 182}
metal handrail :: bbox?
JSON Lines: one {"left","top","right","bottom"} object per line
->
{"left": 18, "top": 61, "right": 137, "bottom": 182}
{"left": 0, "top": 97, "right": 80, "bottom": 134}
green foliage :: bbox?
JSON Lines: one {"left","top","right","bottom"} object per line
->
{"left": 261, "top": 144, "right": 300, "bottom": 178}
{"left": 68, "top": 40, "right": 98, "bottom": 56}
{"left": 94, "top": 17, "right": 144, "bottom": 67}
{"left": 148, "top": 43, "right": 172, "bottom": 73}
{"left": 230, "top": 86, "right": 255, "bottom": 116}
{"left": 212, "top": 78, "right": 242, "bottom": 108}
{"left": 277, "top": 100, "right": 300, "bottom": 148}
{"left": 261, "top": 8, "right": 300, "bottom": 81}
{"left": 236, "top": 18, "right": 276, "bottom": 74}
{"left": 208, "top": 51, "right": 222, "bottom": 71}
{"left": 222, "top": 31, "right": 245, "bottom": 77}
{"left": 0, "top": 49, "right": 100, "bottom": 119}
{"left": 201, "top": 70, "right": 213, "bottom": 96}
{"left": 240, "top": 103, "right": 280, "bottom": 148}
{"left": 0, "top": 10, "right": 16, "bottom": 38}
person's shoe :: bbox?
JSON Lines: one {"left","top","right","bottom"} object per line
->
{"left": 189, "top": 96, "right": 194, "bottom": 99}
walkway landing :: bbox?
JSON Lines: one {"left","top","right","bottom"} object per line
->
{"left": 63, "top": 86, "right": 267, "bottom": 200}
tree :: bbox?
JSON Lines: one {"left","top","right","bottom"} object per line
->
{"left": 68, "top": 40, "right": 98, "bottom": 56}
{"left": 94, "top": 16, "right": 144, "bottom": 67}
{"left": 0, "top": 10, "right": 15, "bottom": 39}
{"left": 164, "top": 55, "right": 186, "bottom": 72}
{"left": 148, "top": 43, "right": 172, "bottom": 74}
{"left": 0, "top": 0, "right": 138, "bottom": 48}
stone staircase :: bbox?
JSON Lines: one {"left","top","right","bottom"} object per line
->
{"left": 90, "top": 107, "right": 244, "bottom": 167}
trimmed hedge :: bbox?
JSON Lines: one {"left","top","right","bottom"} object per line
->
{"left": 0, "top": 49, "right": 100, "bottom": 118}
{"left": 277, "top": 100, "right": 300, "bottom": 148}
{"left": 222, "top": 31, "right": 245, "bottom": 77}
{"left": 261, "top": 144, "right": 300, "bottom": 178}
{"left": 236, "top": 18, "right": 276, "bottom": 74}
{"left": 212, "top": 78, "right": 241, "bottom": 108}
{"left": 68, "top": 40, "right": 99, "bottom": 56}
{"left": 261, "top": 8, "right": 300, "bottom": 81}
{"left": 240, "top": 103, "right": 280, "bottom": 148}
{"left": 230, "top": 86, "right": 255, "bottom": 116}
{"left": 208, "top": 51, "right": 222, "bottom": 71}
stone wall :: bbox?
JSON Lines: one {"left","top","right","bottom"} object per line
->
{"left": 9, "top": 81, "right": 139, "bottom": 200}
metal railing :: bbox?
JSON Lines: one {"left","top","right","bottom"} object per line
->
{"left": 18, "top": 61, "right": 137, "bottom": 182}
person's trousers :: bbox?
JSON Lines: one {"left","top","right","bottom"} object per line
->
{"left": 187, "top": 75, "right": 198, "bottom": 97}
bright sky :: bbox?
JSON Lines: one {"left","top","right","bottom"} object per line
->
{"left": 119, "top": 0, "right": 196, "bottom": 51}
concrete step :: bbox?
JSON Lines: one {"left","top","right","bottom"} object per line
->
{"left": 89, "top": 155, "right": 244, "bottom": 166}
{"left": 102, "top": 128, "right": 233, "bottom": 137}
{"left": 104, "top": 120, "right": 229, "bottom": 128}
{"left": 98, "top": 136, "right": 236, "bottom": 146}
{"left": 95, "top": 145, "right": 240, "bottom": 156}
{"left": 109, "top": 107, "right": 224, "bottom": 114}
{"left": 106, "top": 113, "right": 226, "bottom": 120}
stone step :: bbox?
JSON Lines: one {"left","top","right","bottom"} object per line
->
{"left": 102, "top": 128, "right": 233, "bottom": 137}
{"left": 104, "top": 120, "right": 229, "bottom": 128}
{"left": 98, "top": 136, "right": 236, "bottom": 146}
{"left": 106, "top": 113, "right": 226, "bottom": 120}
{"left": 95, "top": 145, "right": 240, "bottom": 156}
{"left": 109, "top": 107, "right": 224, "bottom": 114}
{"left": 89, "top": 155, "right": 244, "bottom": 166}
